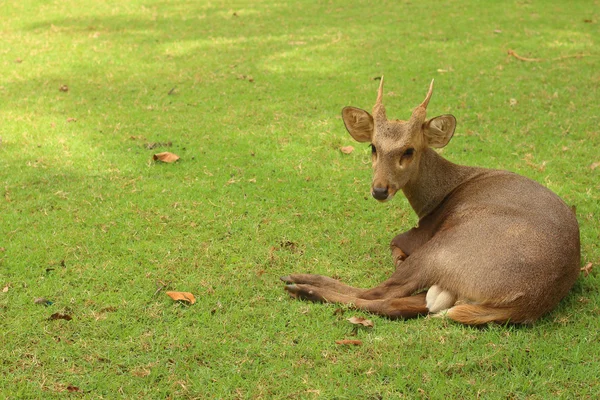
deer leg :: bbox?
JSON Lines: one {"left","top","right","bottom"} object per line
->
{"left": 280, "top": 274, "right": 366, "bottom": 297}
{"left": 390, "top": 226, "right": 433, "bottom": 268}
{"left": 391, "top": 245, "right": 408, "bottom": 269}
{"left": 284, "top": 284, "right": 428, "bottom": 319}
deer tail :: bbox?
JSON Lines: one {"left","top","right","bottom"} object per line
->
{"left": 446, "top": 304, "right": 531, "bottom": 325}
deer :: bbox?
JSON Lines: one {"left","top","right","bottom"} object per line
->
{"left": 281, "top": 78, "right": 581, "bottom": 325}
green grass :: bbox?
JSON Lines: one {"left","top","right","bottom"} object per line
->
{"left": 1, "top": 0, "right": 599, "bottom": 398}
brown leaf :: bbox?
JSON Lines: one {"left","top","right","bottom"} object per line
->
{"left": 66, "top": 385, "right": 80, "bottom": 392}
{"left": 590, "top": 162, "right": 600, "bottom": 170}
{"left": 340, "top": 146, "right": 354, "bottom": 154}
{"left": 347, "top": 316, "right": 374, "bottom": 327}
{"left": 66, "top": 117, "right": 77, "bottom": 122}
{"left": 59, "top": 85, "right": 69, "bottom": 92}
{"left": 581, "top": 262, "right": 593, "bottom": 277}
{"left": 49, "top": 313, "right": 72, "bottom": 321}
{"left": 166, "top": 291, "right": 196, "bottom": 304}
{"left": 335, "top": 339, "right": 362, "bottom": 346}
{"left": 153, "top": 152, "right": 180, "bottom": 163}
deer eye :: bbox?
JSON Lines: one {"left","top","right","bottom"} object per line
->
{"left": 402, "top": 148, "right": 415, "bottom": 159}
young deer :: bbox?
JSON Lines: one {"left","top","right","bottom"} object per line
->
{"left": 281, "top": 78, "right": 581, "bottom": 325}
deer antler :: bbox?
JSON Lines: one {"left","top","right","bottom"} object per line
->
{"left": 373, "top": 76, "right": 387, "bottom": 121}
{"left": 419, "top": 79, "right": 434, "bottom": 109}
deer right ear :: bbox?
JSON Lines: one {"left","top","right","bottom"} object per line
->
{"left": 342, "top": 107, "right": 374, "bottom": 143}
{"left": 423, "top": 114, "right": 456, "bottom": 148}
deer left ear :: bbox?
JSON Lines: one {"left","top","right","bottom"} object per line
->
{"left": 423, "top": 115, "right": 456, "bottom": 148}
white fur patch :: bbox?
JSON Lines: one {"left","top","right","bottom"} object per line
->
{"left": 426, "top": 285, "right": 456, "bottom": 313}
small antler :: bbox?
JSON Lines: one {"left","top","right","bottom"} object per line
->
{"left": 419, "top": 79, "right": 434, "bottom": 109}
{"left": 373, "top": 76, "right": 387, "bottom": 121}
{"left": 376, "top": 75, "right": 384, "bottom": 106}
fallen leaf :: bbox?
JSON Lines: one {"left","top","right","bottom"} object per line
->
{"left": 509, "top": 98, "right": 518, "bottom": 106}
{"left": 335, "top": 339, "right": 362, "bottom": 346}
{"left": 2, "top": 284, "right": 8, "bottom": 293}
{"left": 66, "top": 386, "right": 80, "bottom": 393}
{"left": 340, "top": 146, "right": 354, "bottom": 154}
{"left": 49, "top": 313, "right": 72, "bottom": 321}
{"left": 590, "top": 162, "right": 600, "bottom": 170}
{"left": 581, "top": 262, "right": 593, "bottom": 277}
{"left": 153, "top": 152, "right": 180, "bottom": 163}
{"left": 66, "top": 117, "right": 77, "bottom": 122}
{"left": 15, "top": 58, "right": 22, "bottom": 63}
{"left": 59, "top": 85, "right": 69, "bottom": 92}
{"left": 347, "top": 316, "right": 374, "bottom": 327}
{"left": 166, "top": 291, "right": 196, "bottom": 305}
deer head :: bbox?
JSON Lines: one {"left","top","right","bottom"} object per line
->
{"left": 342, "top": 78, "right": 457, "bottom": 201}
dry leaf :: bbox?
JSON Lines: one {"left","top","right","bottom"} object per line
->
{"left": 59, "top": 85, "right": 69, "bottom": 92}
{"left": 66, "top": 386, "right": 80, "bottom": 393}
{"left": 590, "top": 162, "right": 600, "bottom": 170}
{"left": 153, "top": 152, "right": 180, "bottom": 163}
{"left": 49, "top": 313, "right": 72, "bottom": 321}
{"left": 335, "top": 339, "right": 362, "bottom": 346}
{"left": 509, "top": 98, "right": 518, "bottom": 106}
{"left": 166, "top": 291, "right": 196, "bottom": 304}
{"left": 581, "top": 262, "right": 593, "bottom": 277}
{"left": 347, "top": 316, "right": 374, "bottom": 327}
{"left": 2, "top": 284, "right": 9, "bottom": 293}
{"left": 66, "top": 117, "right": 77, "bottom": 122}
{"left": 340, "top": 146, "right": 354, "bottom": 154}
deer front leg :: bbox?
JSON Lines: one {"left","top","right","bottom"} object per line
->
{"left": 391, "top": 245, "right": 408, "bottom": 268}
{"left": 390, "top": 225, "right": 433, "bottom": 269}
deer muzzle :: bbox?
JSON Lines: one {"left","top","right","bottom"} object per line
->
{"left": 372, "top": 186, "right": 399, "bottom": 202}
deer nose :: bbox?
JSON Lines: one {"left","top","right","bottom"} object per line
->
{"left": 372, "top": 187, "right": 389, "bottom": 200}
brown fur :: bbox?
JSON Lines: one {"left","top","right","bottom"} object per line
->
{"left": 282, "top": 78, "right": 581, "bottom": 326}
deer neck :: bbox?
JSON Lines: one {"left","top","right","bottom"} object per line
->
{"left": 402, "top": 148, "right": 481, "bottom": 219}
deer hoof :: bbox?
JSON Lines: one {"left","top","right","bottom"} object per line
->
{"left": 284, "top": 284, "right": 323, "bottom": 302}
{"left": 284, "top": 284, "right": 300, "bottom": 298}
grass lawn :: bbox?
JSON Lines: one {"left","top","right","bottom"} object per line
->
{"left": 1, "top": 0, "right": 599, "bottom": 398}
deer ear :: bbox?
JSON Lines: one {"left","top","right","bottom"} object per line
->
{"left": 342, "top": 107, "right": 374, "bottom": 143}
{"left": 424, "top": 115, "right": 456, "bottom": 148}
